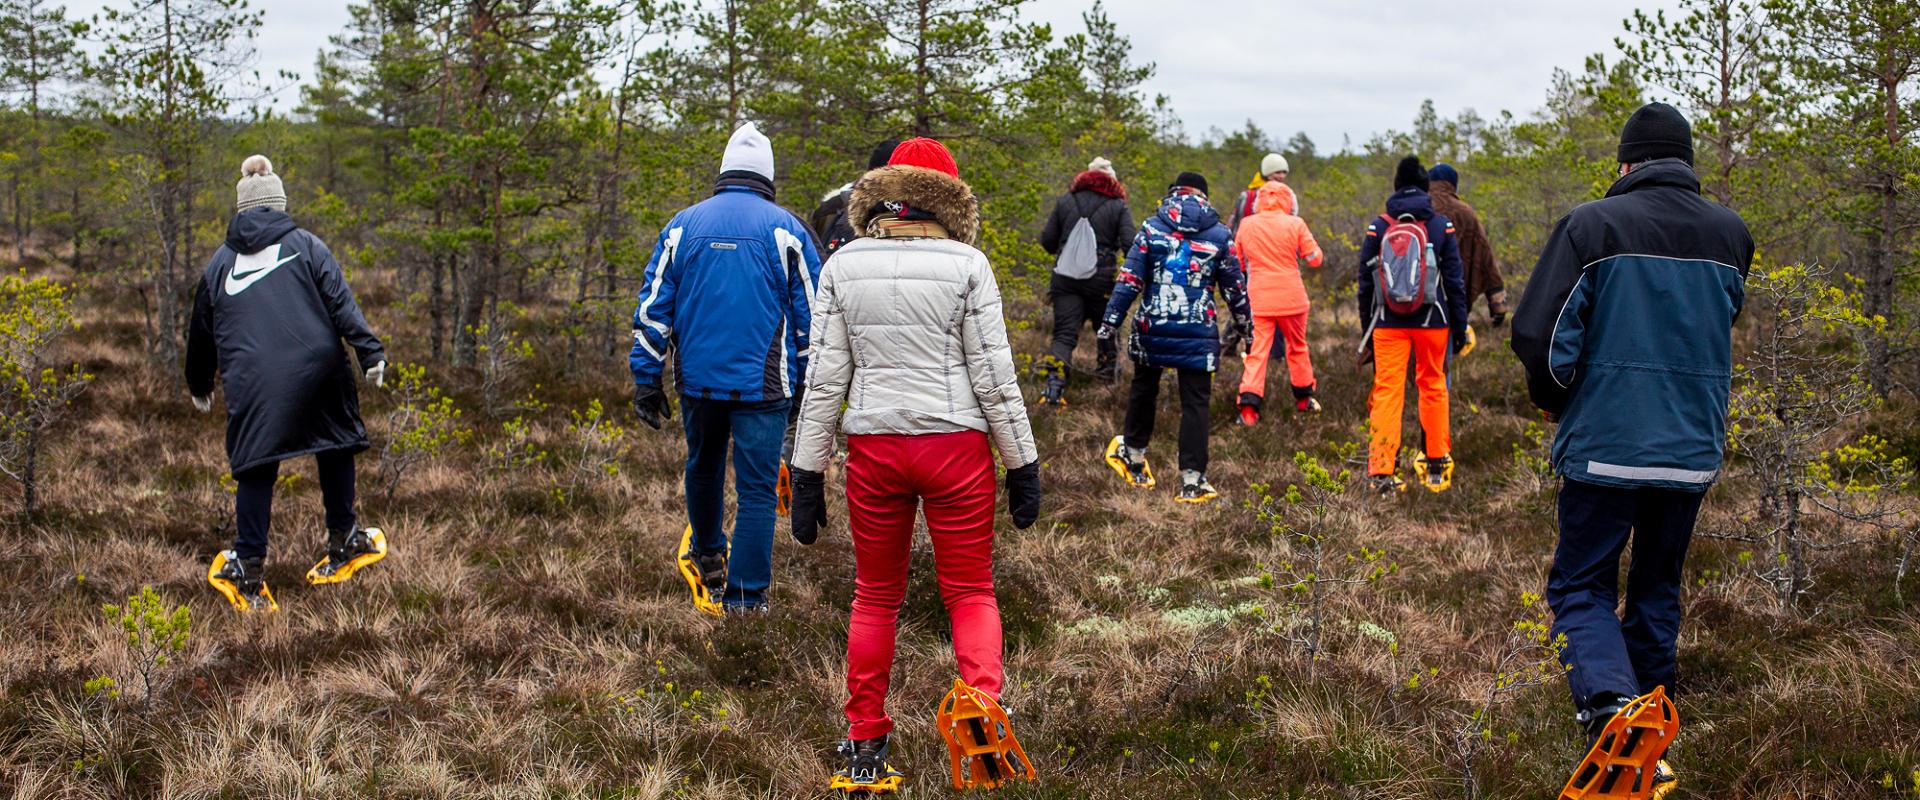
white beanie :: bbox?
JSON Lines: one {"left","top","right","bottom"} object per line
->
{"left": 236, "top": 154, "right": 287, "bottom": 212}
{"left": 1261, "top": 153, "right": 1289, "bottom": 176}
{"left": 720, "top": 122, "right": 775, "bottom": 182}
{"left": 1088, "top": 156, "right": 1115, "bottom": 177}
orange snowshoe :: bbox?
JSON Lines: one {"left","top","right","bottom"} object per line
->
{"left": 1559, "top": 687, "right": 1679, "bottom": 800}
{"left": 934, "top": 679, "right": 1036, "bottom": 791}
{"left": 777, "top": 462, "right": 793, "bottom": 517}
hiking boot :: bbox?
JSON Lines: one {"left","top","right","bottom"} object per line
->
{"left": 1295, "top": 396, "right": 1322, "bottom": 414}
{"left": 1370, "top": 474, "right": 1407, "bottom": 496}
{"left": 1237, "top": 405, "right": 1260, "bottom": 426}
{"left": 1102, "top": 436, "right": 1154, "bottom": 488}
{"left": 307, "top": 527, "right": 389, "bottom": 585}
{"left": 1175, "top": 470, "right": 1220, "bottom": 504}
{"left": 208, "top": 550, "right": 278, "bottom": 613}
{"left": 1414, "top": 455, "right": 1455, "bottom": 493}
{"left": 1041, "top": 370, "right": 1068, "bottom": 408}
{"left": 830, "top": 734, "right": 905, "bottom": 794}
{"left": 694, "top": 550, "right": 727, "bottom": 599}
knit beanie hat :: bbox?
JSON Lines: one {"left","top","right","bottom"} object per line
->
{"left": 1617, "top": 102, "right": 1694, "bottom": 165}
{"left": 1393, "top": 156, "right": 1429, "bottom": 192}
{"left": 867, "top": 139, "right": 902, "bottom": 170}
{"left": 1088, "top": 156, "right": 1116, "bottom": 177}
{"left": 1261, "top": 153, "right": 1290, "bottom": 176}
{"left": 235, "top": 155, "right": 287, "bottom": 212}
{"left": 1169, "top": 171, "right": 1209, "bottom": 196}
{"left": 720, "top": 122, "right": 775, "bottom": 182}
{"left": 1428, "top": 163, "right": 1459, "bottom": 186}
{"left": 888, "top": 137, "right": 960, "bottom": 178}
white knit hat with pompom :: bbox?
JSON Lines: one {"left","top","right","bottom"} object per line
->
{"left": 236, "top": 154, "right": 287, "bottom": 212}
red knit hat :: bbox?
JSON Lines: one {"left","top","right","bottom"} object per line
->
{"left": 887, "top": 137, "right": 959, "bottom": 178}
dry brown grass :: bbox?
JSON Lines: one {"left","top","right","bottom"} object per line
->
{"left": 1, "top": 261, "right": 1916, "bottom": 799}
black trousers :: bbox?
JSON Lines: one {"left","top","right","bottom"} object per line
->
{"left": 1547, "top": 479, "right": 1703, "bottom": 711}
{"left": 1049, "top": 277, "right": 1117, "bottom": 379}
{"left": 1122, "top": 366, "right": 1211, "bottom": 473}
{"left": 233, "top": 449, "right": 358, "bottom": 562}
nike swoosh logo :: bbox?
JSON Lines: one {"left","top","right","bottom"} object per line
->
{"left": 225, "top": 244, "right": 300, "bottom": 296}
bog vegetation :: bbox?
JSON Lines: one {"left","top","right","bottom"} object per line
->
{"left": 0, "top": 0, "right": 1917, "bottom": 797}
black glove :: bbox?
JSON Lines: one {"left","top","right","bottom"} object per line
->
{"left": 1235, "top": 322, "right": 1254, "bottom": 356}
{"left": 1005, "top": 461, "right": 1041, "bottom": 530}
{"left": 789, "top": 466, "right": 828, "bottom": 545}
{"left": 632, "top": 383, "right": 672, "bottom": 430}
{"left": 1451, "top": 326, "right": 1473, "bottom": 355}
{"left": 1096, "top": 322, "right": 1116, "bottom": 341}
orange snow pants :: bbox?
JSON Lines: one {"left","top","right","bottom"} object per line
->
{"left": 1368, "top": 328, "right": 1450, "bottom": 477}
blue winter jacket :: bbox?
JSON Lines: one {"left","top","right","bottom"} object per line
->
{"left": 1510, "top": 159, "right": 1754, "bottom": 491}
{"left": 1101, "top": 191, "right": 1252, "bottom": 372}
{"left": 1356, "top": 187, "right": 1468, "bottom": 334}
{"left": 630, "top": 186, "right": 824, "bottom": 402}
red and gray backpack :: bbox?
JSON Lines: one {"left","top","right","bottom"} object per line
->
{"left": 1372, "top": 213, "right": 1439, "bottom": 316}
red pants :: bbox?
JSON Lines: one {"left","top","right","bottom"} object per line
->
{"left": 844, "top": 430, "right": 1002, "bottom": 739}
{"left": 1368, "top": 327, "right": 1450, "bottom": 476}
{"left": 1238, "top": 312, "right": 1314, "bottom": 400}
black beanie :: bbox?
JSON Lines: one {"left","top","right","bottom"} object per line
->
{"left": 1393, "top": 156, "right": 1429, "bottom": 192}
{"left": 868, "top": 139, "right": 902, "bottom": 170}
{"left": 1169, "top": 171, "right": 1209, "bottom": 195}
{"left": 1617, "top": 102, "right": 1693, "bottom": 165}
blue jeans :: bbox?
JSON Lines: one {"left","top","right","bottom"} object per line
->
{"left": 1547, "top": 478, "right": 1703, "bottom": 712}
{"left": 682, "top": 395, "right": 789, "bottom": 608}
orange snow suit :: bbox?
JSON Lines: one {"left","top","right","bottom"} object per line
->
{"left": 1235, "top": 182, "right": 1322, "bottom": 401}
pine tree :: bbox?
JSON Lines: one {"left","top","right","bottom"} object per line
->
{"left": 0, "top": 0, "right": 87, "bottom": 260}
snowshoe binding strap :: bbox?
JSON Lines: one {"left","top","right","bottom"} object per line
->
{"left": 829, "top": 738, "right": 906, "bottom": 795}
{"left": 777, "top": 462, "right": 793, "bottom": 517}
{"left": 675, "top": 525, "right": 725, "bottom": 617}
{"left": 1102, "top": 436, "right": 1155, "bottom": 489}
{"left": 307, "top": 527, "right": 389, "bottom": 585}
{"left": 1413, "top": 455, "right": 1455, "bottom": 493}
{"left": 207, "top": 550, "right": 279, "bottom": 614}
{"left": 1559, "top": 686, "right": 1679, "bottom": 800}
{"left": 934, "top": 679, "right": 1036, "bottom": 790}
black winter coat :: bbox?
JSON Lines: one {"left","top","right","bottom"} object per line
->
{"left": 186, "top": 208, "right": 385, "bottom": 472}
{"left": 1039, "top": 170, "right": 1133, "bottom": 295}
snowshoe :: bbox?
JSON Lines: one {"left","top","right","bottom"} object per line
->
{"left": 306, "top": 527, "right": 389, "bottom": 585}
{"left": 1295, "top": 396, "right": 1323, "bottom": 414}
{"left": 1558, "top": 687, "right": 1679, "bottom": 800}
{"left": 1414, "top": 455, "right": 1455, "bottom": 493}
{"left": 1237, "top": 405, "right": 1260, "bottom": 427}
{"left": 1102, "top": 436, "right": 1155, "bottom": 489}
{"left": 829, "top": 735, "right": 906, "bottom": 795}
{"left": 1175, "top": 470, "right": 1220, "bottom": 505}
{"left": 1370, "top": 474, "right": 1408, "bottom": 496}
{"left": 1040, "top": 361, "right": 1069, "bottom": 408}
{"left": 675, "top": 525, "right": 726, "bottom": 617}
{"left": 1650, "top": 760, "right": 1677, "bottom": 799}
{"left": 208, "top": 550, "right": 278, "bottom": 614}
{"left": 934, "top": 679, "right": 1036, "bottom": 791}
{"left": 777, "top": 462, "right": 793, "bottom": 517}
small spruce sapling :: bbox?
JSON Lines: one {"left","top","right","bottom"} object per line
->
{"left": 376, "top": 363, "right": 471, "bottom": 504}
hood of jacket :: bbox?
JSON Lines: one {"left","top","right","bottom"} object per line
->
{"left": 849, "top": 165, "right": 980, "bottom": 246}
{"left": 1070, "top": 169, "right": 1127, "bottom": 199}
{"left": 1153, "top": 191, "right": 1220, "bottom": 234}
{"left": 1384, "top": 187, "right": 1435, "bottom": 221}
{"left": 1607, "top": 157, "right": 1700, "bottom": 199}
{"left": 225, "top": 207, "right": 299, "bottom": 255}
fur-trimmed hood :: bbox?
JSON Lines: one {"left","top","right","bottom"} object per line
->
{"left": 849, "top": 165, "right": 981, "bottom": 246}
{"left": 1070, "top": 169, "right": 1127, "bottom": 199}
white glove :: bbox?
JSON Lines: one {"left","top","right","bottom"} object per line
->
{"left": 364, "top": 360, "right": 386, "bottom": 388}
{"left": 192, "top": 395, "right": 212, "bottom": 413}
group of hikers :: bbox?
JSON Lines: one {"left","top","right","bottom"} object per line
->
{"left": 182, "top": 100, "right": 1749, "bottom": 798}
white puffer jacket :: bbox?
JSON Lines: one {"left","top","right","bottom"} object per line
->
{"left": 791, "top": 165, "right": 1037, "bottom": 473}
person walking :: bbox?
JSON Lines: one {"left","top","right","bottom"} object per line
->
{"left": 1036, "top": 156, "right": 1134, "bottom": 405}
{"left": 810, "top": 139, "right": 901, "bottom": 258}
{"left": 787, "top": 137, "right": 1041, "bottom": 793}
{"left": 1427, "top": 163, "right": 1508, "bottom": 326}
{"left": 629, "top": 122, "right": 823, "bottom": 615}
{"left": 1098, "top": 171, "right": 1252, "bottom": 504}
{"left": 188, "top": 155, "right": 389, "bottom": 614}
{"left": 1510, "top": 102, "right": 1752, "bottom": 797}
{"left": 1358, "top": 156, "right": 1469, "bottom": 495}
{"left": 1229, "top": 152, "right": 1298, "bottom": 232}
{"left": 1233, "top": 180, "right": 1325, "bottom": 423}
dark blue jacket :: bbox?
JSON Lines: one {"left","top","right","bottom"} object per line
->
{"left": 630, "top": 185, "right": 824, "bottom": 402}
{"left": 186, "top": 208, "right": 385, "bottom": 472}
{"left": 1357, "top": 187, "right": 1468, "bottom": 333}
{"left": 1101, "top": 191, "right": 1251, "bottom": 372}
{"left": 1510, "top": 159, "right": 1753, "bottom": 491}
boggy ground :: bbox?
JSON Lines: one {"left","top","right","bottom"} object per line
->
{"left": 2, "top": 262, "right": 1917, "bottom": 799}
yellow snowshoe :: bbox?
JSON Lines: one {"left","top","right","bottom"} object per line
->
{"left": 306, "top": 527, "right": 389, "bottom": 585}
{"left": 1103, "top": 435, "right": 1154, "bottom": 489}
{"left": 828, "top": 736, "right": 906, "bottom": 796}
{"left": 1414, "top": 455, "right": 1455, "bottom": 493}
{"left": 675, "top": 525, "right": 725, "bottom": 617}
{"left": 208, "top": 550, "right": 278, "bottom": 614}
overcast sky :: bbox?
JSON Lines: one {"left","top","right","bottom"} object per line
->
{"left": 63, "top": 0, "right": 1680, "bottom": 149}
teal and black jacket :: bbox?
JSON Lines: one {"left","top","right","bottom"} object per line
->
{"left": 1509, "top": 159, "right": 1754, "bottom": 492}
